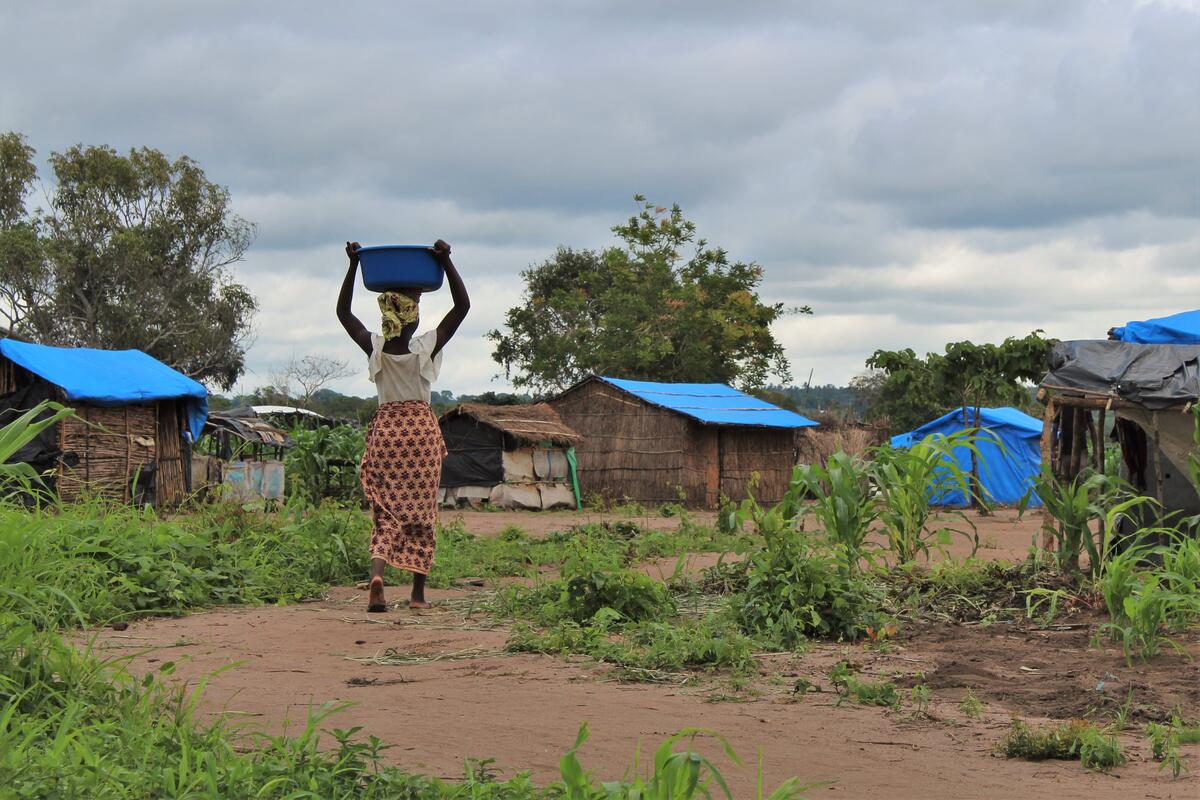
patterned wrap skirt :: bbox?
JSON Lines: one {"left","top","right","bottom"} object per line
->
{"left": 360, "top": 400, "right": 447, "bottom": 575}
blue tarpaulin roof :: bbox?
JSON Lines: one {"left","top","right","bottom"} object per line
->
{"left": 0, "top": 339, "right": 208, "bottom": 440}
{"left": 1110, "top": 309, "right": 1200, "bottom": 345}
{"left": 599, "top": 377, "right": 818, "bottom": 428}
{"left": 890, "top": 406, "right": 1043, "bottom": 507}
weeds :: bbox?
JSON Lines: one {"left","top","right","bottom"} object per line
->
{"left": 827, "top": 662, "right": 899, "bottom": 708}
{"left": 999, "top": 719, "right": 1125, "bottom": 771}
{"left": 0, "top": 606, "right": 809, "bottom": 797}
{"left": 507, "top": 612, "right": 758, "bottom": 677}
{"left": 559, "top": 723, "right": 820, "bottom": 799}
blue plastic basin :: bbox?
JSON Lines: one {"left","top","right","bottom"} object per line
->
{"left": 357, "top": 245, "right": 444, "bottom": 292}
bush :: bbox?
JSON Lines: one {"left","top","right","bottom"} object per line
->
{"left": 737, "top": 530, "right": 871, "bottom": 648}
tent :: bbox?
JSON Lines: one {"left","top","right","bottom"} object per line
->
{"left": 1109, "top": 309, "right": 1200, "bottom": 345}
{"left": 890, "top": 406, "right": 1043, "bottom": 507}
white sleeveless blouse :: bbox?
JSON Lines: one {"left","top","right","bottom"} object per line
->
{"left": 367, "top": 331, "right": 442, "bottom": 404}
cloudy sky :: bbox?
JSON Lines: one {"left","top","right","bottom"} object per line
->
{"left": 2, "top": 1, "right": 1197, "bottom": 398}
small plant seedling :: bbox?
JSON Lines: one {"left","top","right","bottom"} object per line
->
{"left": 910, "top": 683, "right": 931, "bottom": 715}
{"left": 958, "top": 688, "right": 985, "bottom": 720}
{"left": 1112, "top": 687, "right": 1135, "bottom": 731}
{"left": 1147, "top": 717, "right": 1200, "bottom": 779}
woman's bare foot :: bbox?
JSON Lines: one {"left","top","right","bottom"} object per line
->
{"left": 410, "top": 572, "right": 430, "bottom": 609}
{"left": 367, "top": 577, "right": 388, "bottom": 612}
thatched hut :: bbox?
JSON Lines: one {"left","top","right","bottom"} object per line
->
{"left": 0, "top": 339, "right": 207, "bottom": 507}
{"left": 547, "top": 377, "right": 818, "bottom": 508}
{"left": 439, "top": 402, "right": 581, "bottom": 509}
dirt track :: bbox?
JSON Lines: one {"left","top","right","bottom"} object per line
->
{"left": 90, "top": 510, "right": 1200, "bottom": 798}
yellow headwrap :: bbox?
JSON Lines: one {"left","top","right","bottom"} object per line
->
{"left": 378, "top": 291, "right": 419, "bottom": 338}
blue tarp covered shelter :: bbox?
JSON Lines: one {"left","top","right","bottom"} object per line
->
{"left": 548, "top": 376, "right": 817, "bottom": 508}
{"left": 599, "top": 377, "right": 819, "bottom": 428}
{"left": 890, "top": 406, "right": 1043, "bottom": 507}
{"left": 1110, "top": 309, "right": 1200, "bottom": 345}
{"left": 0, "top": 340, "right": 208, "bottom": 439}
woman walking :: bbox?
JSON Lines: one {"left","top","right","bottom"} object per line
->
{"left": 337, "top": 239, "right": 470, "bottom": 611}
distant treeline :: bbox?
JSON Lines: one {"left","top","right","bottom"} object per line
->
{"left": 754, "top": 384, "right": 868, "bottom": 418}
{"left": 208, "top": 384, "right": 867, "bottom": 426}
{"left": 208, "top": 388, "right": 535, "bottom": 425}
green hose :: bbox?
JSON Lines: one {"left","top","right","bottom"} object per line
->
{"left": 566, "top": 447, "right": 582, "bottom": 509}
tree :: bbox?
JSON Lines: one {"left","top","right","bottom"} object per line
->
{"left": 0, "top": 134, "right": 257, "bottom": 389}
{"left": 848, "top": 370, "right": 887, "bottom": 417}
{"left": 489, "top": 196, "right": 804, "bottom": 394}
{"left": 0, "top": 133, "right": 45, "bottom": 335}
{"left": 270, "top": 354, "right": 354, "bottom": 409}
{"left": 864, "top": 331, "right": 1053, "bottom": 431}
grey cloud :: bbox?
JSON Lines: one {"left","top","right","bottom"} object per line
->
{"left": 1, "top": 1, "right": 1197, "bottom": 394}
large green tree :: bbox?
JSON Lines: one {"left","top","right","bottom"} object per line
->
{"left": 0, "top": 133, "right": 257, "bottom": 389}
{"left": 489, "top": 197, "right": 804, "bottom": 394}
{"left": 864, "top": 331, "right": 1053, "bottom": 431}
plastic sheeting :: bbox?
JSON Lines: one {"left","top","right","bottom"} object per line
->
{"left": 1043, "top": 340, "right": 1200, "bottom": 409}
{"left": 0, "top": 340, "right": 208, "bottom": 439}
{"left": 890, "top": 407, "right": 1043, "bottom": 507}
{"left": 440, "top": 415, "right": 505, "bottom": 487}
{"left": 1110, "top": 309, "right": 1200, "bottom": 345}
{"left": 599, "top": 377, "right": 818, "bottom": 428}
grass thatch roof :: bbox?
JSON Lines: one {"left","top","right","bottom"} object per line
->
{"left": 441, "top": 403, "right": 581, "bottom": 447}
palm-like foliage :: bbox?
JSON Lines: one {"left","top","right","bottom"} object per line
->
{"left": 868, "top": 431, "right": 983, "bottom": 564}
{"left": 0, "top": 401, "right": 73, "bottom": 501}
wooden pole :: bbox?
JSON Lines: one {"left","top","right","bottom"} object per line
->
{"left": 1093, "top": 408, "right": 1106, "bottom": 474}
{"left": 123, "top": 405, "right": 131, "bottom": 503}
{"left": 1040, "top": 400, "right": 1056, "bottom": 469}
{"left": 1069, "top": 407, "right": 1087, "bottom": 478}
{"left": 1040, "top": 400, "right": 1057, "bottom": 551}
{"left": 1153, "top": 413, "right": 1165, "bottom": 508}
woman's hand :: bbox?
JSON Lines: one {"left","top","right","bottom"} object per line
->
{"left": 346, "top": 241, "right": 361, "bottom": 265}
{"left": 430, "top": 239, "right": 452, "bottom": 263}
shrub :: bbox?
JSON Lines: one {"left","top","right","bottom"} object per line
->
{"left": 737, "top": 530, "right": 871, "bottom": 648}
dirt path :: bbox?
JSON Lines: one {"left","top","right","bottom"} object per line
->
{"left": 92, "top": 585, "right": 1200, "bottom": 799}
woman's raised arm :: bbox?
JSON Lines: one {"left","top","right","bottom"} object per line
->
{"left": 337, "top": 241, "right": 372, "bottom": 356}
{"left": 432, "top": 239, "right": 470, "bottom": 356}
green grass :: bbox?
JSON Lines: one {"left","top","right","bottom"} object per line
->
{"left": 0, "top": 500, "right": 368, "bottom": 628}
{"left": 428, "top": 519, "right": 748, "bottom": 589}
